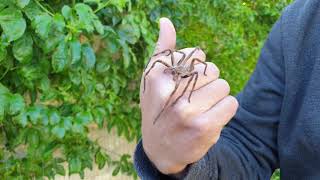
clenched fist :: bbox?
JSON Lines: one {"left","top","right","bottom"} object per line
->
{"left": 140, "top": 18, "right": 239, "bottom": 175}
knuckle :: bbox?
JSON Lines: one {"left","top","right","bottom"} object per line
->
{"left": 216, "top": 79, "right": 230, "bottom": 95}
{"left": 228, "top": 96, "right": 239, "bottom": 113}
{"left": 193, "top": 121, "right": 210, "bottom": 137}
{"left": 206, "top": 62, "right": 220, "bottom": 77}
{"left": 195, "top": 48, "right": 206, "bottom": 60}
{"left": 172, "top": 98, "right": 192, "bottom": 121}
{"left": 147, "top": 71, "right": 158, "bottom": 81}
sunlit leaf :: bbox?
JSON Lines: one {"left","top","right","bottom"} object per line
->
{"left": 70, "top": 40, "right": 81, "bottom": 64}
{"left": 8, "top": 94, "right": 25, "bottom": 115}
{"left": 13, "top": 33, "right": 33, "bottom": 63}
{"left": 82, "top": 43, "right": 96, "bottom": 69}
{"left": 52, "top": 41, "right": 68, "bottom": 72}
{"left": 16, "top": 0, "right": 30, "bottom": 8}
{"left": 52, "top": 126, "right": 65, "bottom": 139}
{"left": 0, "top": 8, "right": 26, "bottom": 42}
{"left": 33, "top": 14, "right": 53, "bottom": 39}
{"left": 69, "top": 157, "right": 82, "bottom": 174}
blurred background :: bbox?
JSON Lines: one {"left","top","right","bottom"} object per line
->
{"left": 0, "top": 0, "right": 292, "bottom": 179}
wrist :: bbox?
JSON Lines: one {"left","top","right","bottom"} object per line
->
{"left": 142, "top": 141, "right": 187, "bottom": 175}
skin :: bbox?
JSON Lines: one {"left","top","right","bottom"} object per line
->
{"left": 140, "top": 17, "right": 239, "bottom": 175}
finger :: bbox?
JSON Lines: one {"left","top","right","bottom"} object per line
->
{"left": 147, "top": 61, "right": 219, "bottom": 101}
{"left": 199, "top": 95, "right": 239, "bottom": 128}
{"left": 154, "top": 17, "right": 176, "bottom": 55}
{"left": 192, "top": 78, "right": 230, "bottom": 110}
{"left": 170, "top": 62, "right": 219, "bottom": 98}
{"left": 173, "top": 79, "right": 230, "bottom": 120}
{"left": 185, "top": 96, "right": 238, "bottom": 154}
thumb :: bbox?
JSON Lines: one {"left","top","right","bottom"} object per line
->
{"left": 154, "top": 17, "right": 176, "bottom": 54}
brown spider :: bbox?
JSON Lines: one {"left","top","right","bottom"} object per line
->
{"left": 143, "top": 48, "right": 208, "bottom": 125}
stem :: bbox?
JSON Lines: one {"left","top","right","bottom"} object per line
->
{"left": 72, "top": 0, "right": 76, "bottom": 7}
{"left": 94, "top": 0, "right": 111, "bottom": 14}
{"left": 35, "top": 0, "right": 54, "bottom": 16}
{"left": 0, "top": 67, "right": 10, "bottom": 81}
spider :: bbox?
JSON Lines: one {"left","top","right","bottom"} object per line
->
{"left": 143, "top": 47, "right": 208, "bottom": 124}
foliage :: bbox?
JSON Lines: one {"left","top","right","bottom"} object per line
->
{"left": 0, "top": 0, "right": 291, "bottom": 179}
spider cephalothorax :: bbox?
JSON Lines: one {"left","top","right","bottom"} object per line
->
{"left": 143, "top": 48, "right": 208, "bottom": 124}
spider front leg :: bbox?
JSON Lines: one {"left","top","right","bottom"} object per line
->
{"left": 174, "top": 50, "right": 186, "bottom": 66}
{"left": 154, "top": 77, "right": 182, "bottom": 125}
{"left": 177, "top": 47, "right": 200, "bottom": 65}
{"left": 144, "top": 49, "right": 173, "bottom": 71}
{"left": 172, "top": 72, "right": 199, "bottom": 105}
{"left": 190, "top": 58, "right": 208, "bottom": 76}
{"left": 143, "top": 60, "right": 171, "bottom": 93}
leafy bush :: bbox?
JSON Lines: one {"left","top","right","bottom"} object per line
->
{"left": 0, "top": 0, "right": 291, "bottom": 179}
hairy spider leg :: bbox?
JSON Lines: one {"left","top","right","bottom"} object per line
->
{"left": 188, "top": 72, "right": 199, "bottom": 102}
{"left": 190, "top": 58, "right": 208, "bottom": 76}
{"left": 174, "top": 50, "right": 186, "bottom": 66}
{"left": 144, "top": 49, "right": 173, "bottom": 71}
{"left": 178, "top": 47, "right": 200, "bottom": 65}
{"left": 143, "top": 60, "right": 171, "bottom": 93}
{"left": 153, "top": 77, "right": 182, "bottom": 125}
{"left": 172, "top": 71, "right": 199, "bottom": 105}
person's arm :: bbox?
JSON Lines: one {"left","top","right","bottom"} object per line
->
{"left": 185, "top": 16, "right": 285, "bottom": 179}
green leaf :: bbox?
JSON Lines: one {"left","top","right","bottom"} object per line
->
{"left": 33, "top": 14, "right": 53, "bottom": 39}
{"left": 8, "top": 94, "right": 25, "bottom": 115}
{"left": 23, "top": 1, "right": 42, "bottom": 20}
{"left": 0, "top": 1, "right": 11, "bottom": 11}
{"left": 13, "top": 33, "right": 33, "bottom": 63}
{"left": 41, "top": 112, "right": 49, "bottom": 126}
{"left": 84, "top": 0, "right": 101, "bottom": 4}
{"left": 112, "top": 166, "right": 120, "bottom": 176}
{"left": 0, "top": 45, "right": 7, "bottom": 63}
{"left": 51, "top": 126, "right": 65, "bottom": 139}
{"left": 95, "top": 150, "right": 107, "bottom": 169}
{"left": 110, "top": 0, "right": 128, "bottom": 12}
{"left": 52, "top": 41, "right": 68, "bottom": 72}
{"left": 121, "top": 41, "right": 130, "bottom": 68}
{"left": 69, "top": 157, "right": 82, "bottom": 174}
{"left": 42, "top": 32, "right": 65, "bottom": 53}
{"left": 75, "top": 3, "right": 95, "bottom": 33}
{"left": 75, "top": 111, "right": 92, "bottom": 125}
{"left": 16, "top": 0, "right": 30, "bottom": 8}
{"left": 93, "top": 107, "right": 105, "bottom": 127}
{"left": 49, "top": 111, "right": 60, "bottom": 125}
{"left": 117, "top": 23, "right": 140, "bottom": 44}
{"left": 68, "top": 70, "right": 81, "bottom": 85}
{"left": 82, "top": 44, "right": 96, "bottom": 69}
{"left": 0, "top": 8, "right": 26, "bottom": 42}
{"left": 70, "top": 40, "right": 81, "bottom": 64}
{"left": 72, "top": 123, "right": 84, "bottom": 133}
{"left": 53, "top": 14, "right": 66, "bottom": 32}
{"left": 15, "top": 112, "right": 28, "bottom": 127}
{"left": 61, "top": 5, "right": 72, "bottom": 20}
{"left": 27, "top": 106, "right": 42, "bottom": 124}
{"left": 39, "top": 76, "right": 50, "bottom": 91}
{"left": 27, "top": 129, "right": 39, "bottom": 147}
{"left": 62, "top": 117, "right": 72, "bottom": 130}
{"left": 0, "top": 94, "right": 7, "bottom": 122}
{"left": 93, "top": 20, "right": 104, "bottom": 35}
{"left": 56, "top": 164, "right": 66, "bottom": 176}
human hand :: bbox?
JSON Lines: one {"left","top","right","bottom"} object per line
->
{"left": 140, "top": 17, "right": 239, "bottom": 175}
